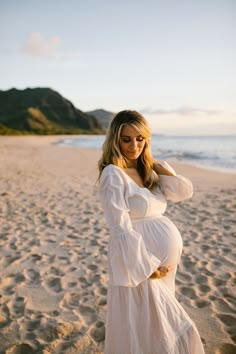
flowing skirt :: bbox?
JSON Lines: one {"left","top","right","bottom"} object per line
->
{"left": 105, "top": 278, "right": 204, "bottom": 354}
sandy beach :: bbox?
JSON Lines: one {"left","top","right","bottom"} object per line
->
{"left": 0, "top": 136, "right": 235, "bottom": 354}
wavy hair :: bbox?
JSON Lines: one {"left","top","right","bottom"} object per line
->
{"left": 98, "top": 110, "right": 159, "bottom": 191}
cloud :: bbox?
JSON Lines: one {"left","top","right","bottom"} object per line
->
{"left": 141, "top": 106, "right": 222, "bottom": 116}
{"left": 23, "top": 32, "right": 61, "bottom": 57}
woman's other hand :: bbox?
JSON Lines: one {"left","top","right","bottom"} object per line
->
{"left": 149, "top": 265, "right": 174, "bottom": 279}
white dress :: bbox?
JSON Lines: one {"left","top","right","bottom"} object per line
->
{"left": 99, "top": 161, "right": 205, "bottom": 354}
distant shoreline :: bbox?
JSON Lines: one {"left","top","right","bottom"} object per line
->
{"left": 1, "top": 134, "right": 236, "bottom": 174}
{"left": 52, "top": 135, "right": 236, "bottom": 175}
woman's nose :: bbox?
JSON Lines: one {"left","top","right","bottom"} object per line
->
{"left": 130, "top": 139, "right": 137, "bottom": 149}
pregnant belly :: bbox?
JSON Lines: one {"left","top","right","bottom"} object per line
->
{"left": 132, "top": 215, "right": 183, "bottom": 266}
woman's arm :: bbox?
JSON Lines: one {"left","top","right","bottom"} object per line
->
{"left": 153, "top": 160, "right": 193, "bottom": 202}
{"left": 99, "top": 165, "right": 161, "bottom": 287}
{"left": 153, "top": 160, "right": 175, "bottom": 176}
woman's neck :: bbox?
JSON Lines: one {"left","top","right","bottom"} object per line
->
{"left": 126, "top": 160, "right": 138, "bottom": 169}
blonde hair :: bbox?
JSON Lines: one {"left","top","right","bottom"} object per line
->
{"left": 98, "top": 110, "right": 159, "bottom": 191}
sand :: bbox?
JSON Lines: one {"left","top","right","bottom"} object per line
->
{"left": 0, "top": 136, "right": 235, "bottom": 354}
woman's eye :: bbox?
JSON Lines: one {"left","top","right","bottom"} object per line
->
{"left": 121, "top": 137, "right": 144, "bottom": 143}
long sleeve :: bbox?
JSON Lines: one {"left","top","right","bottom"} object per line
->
{"left": 99, "top": 165, "right": 161, "bottom": 287}
{"left": 158, "top": 161, "right": 193, "bottom": 203}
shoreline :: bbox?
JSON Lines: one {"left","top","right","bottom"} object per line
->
{"left": 0, "top": 136, "right": 235, "bottom": 353}
{"left": 2, "top": 134, "right": 236, "bottom": 176}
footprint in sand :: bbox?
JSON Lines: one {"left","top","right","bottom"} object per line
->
{"left": 94, "top": 227, "right": 102, "bottom": 233}
{"left": 60, "top": 292, "right": 81, "bottom": 309}
{"left": 90, "top": 239, "right": 99, "bottom": 246}
{"left": 198, "top": 284, "right": 211, "bottom": 294}
{"left": 200, "top": 244, "right": 210, "bottom": 252}
{"left": 194, "top": 274, "right": 208, "bottom": 284}
{"left": 27, "top": 238, "right": 40, "bottom": 247}
{"left": 216, "top": 314, "right": 236, "bottom": 345}
{"left": 78, "top": 305, "right": 95, "bottom": 316}
{"left": 5, "top": 343, "right": 34, "bottom": 354}
{"left": 217, "top": 313, "right": 236, "bottom": 328}
{"left": 89, "top": 274, "right": 100, "bottom": 283}
{"left": 84, "top": 210, "right": 93, "bottom": 215}
{"left": 78, "top": 277, "right": 91, "bottom": 289}
{"left": 45, "top": 276, "right": 62, "bottom": 293}
{"left": 89, "top": 320, "right": 105, "bottom": 342}
{"left": 211, "top": 277, "right": 226, "bottom": 287}
{"left": 179, "top": 286, "right": 197, "bottom": 300}
{"left": 81, "top": 290, "right": 90, "bottom": 299}
{"left": 228, "top": 329, "right": 236, "bottom": 345}
{"left": 98, "top": 287, "right": 107, "bottom": 296}
{"left": 10, "top": 296, "right": 26, "bottom": 317}
{"left": 3, "top": 254, "right": 21, "bottom": 266}
{"left": 49, "top": 266, "right": 65, "bottom": 277}
{"left": 67, "top": 282, "right": 77, "bottom": 288}
{"left": 176, "top": 271, "right": 192, "bottom": 283}
{"left": 24, "top": 269, "right": 40, "bottom": 284}
{"left": 1, "top": 283, "right": 15, "bottom": 296}
{"left": 68, "top": 266, "right": 77, "bottom": 272}
{"left": 213, "top": 298, "right": 234, "bottom": 314}
{"left": 97, "top": 297, "right": 107, "bottom": 306}
{"left": 198, "top": 260, "right": 208, "bottom": 267}
{"left": 14, "top": 272, "right": 25, "bottom": 284}
{"left": 87, "top": 264, "right": 98, "bottom": 271}
{"left": 67, "top": 233, "right": 78, "bottom": 240}
{"left": 224, "top": 294, "right": 236, "bottom": 309}
{"left": 204, "top": 269, "right": 214, "bottom": 277}
{"left": 9, "top": 240, "right": 17, "bottom": 250}
{"left": 30, "top": 254, "right": 42, "bottom": 263}
{"left": 22, "top": 316, "right": 43, "bottom": 336}
{"left": 195, "top": 299, "right": 210, "bottom": 309}
{"left": 0, "top": 304, "right": 10, "bottom": 327}
{"left": 99, "top": 245, "right": 107, "bottom": 255}
{"left": 78, "top": 276, "right": 87, "bottom": 283}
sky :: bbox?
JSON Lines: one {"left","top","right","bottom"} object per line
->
{"left": 0, "top": 0, "right": 236, "bottom": 135}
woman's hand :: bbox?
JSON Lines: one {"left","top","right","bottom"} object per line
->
{"left": 153, "top": 160, "right": 175, "bottom": 176}
{"left": 149, "top": 265, "right": 174, "bottom": 279}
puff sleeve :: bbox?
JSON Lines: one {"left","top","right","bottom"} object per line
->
{"left": 99, "top": 165, "right": 161, "bottom": 287}
{"left": 158, "top": 161, "right": 193, "bottom": 203}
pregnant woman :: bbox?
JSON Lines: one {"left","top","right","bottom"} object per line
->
{"left": 98, "top": 110, "right": 205, "bottom": 354}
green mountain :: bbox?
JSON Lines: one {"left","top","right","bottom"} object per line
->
{"left": 86, "top": 109, "right": 116, "bottom": 129}
{"left": 0, "top": 88, "right": 103, "bottom": 135}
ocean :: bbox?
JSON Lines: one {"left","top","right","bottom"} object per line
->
{"left": 55, "top": 135, "right": 236, "bottom": 173}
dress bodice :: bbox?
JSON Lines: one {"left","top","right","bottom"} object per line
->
{"left": 124, "top": 182, "right": 167, "bottom": 220}
{"left": 100, "top": 163, "right": 193, "bottom": 232}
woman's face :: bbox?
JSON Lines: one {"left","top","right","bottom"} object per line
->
{"left": 119, "top": 124, "right": 146, "bottom": 164}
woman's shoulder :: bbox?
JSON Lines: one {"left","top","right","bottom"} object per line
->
{"left": 101, "top": 164, "right": 124, "bottom": 181}
{"left": 100, "top": 164, "right": 126, "bottom": 190}
{"left": 101, "top": 164, "right": 122, "bottom": 175}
